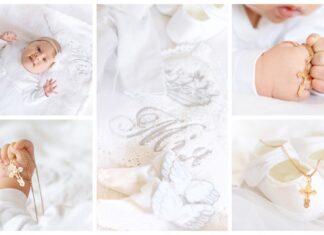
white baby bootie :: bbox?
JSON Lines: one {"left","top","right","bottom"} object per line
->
{"left": 291, "top": 135, "right": 324, "bottom": 177}
{"left": 156, "top": 5, "right": 180, "bottom": 16}
{"left": 167, "top": 5, "right": 227, "bottom": 44}
{"left": 245, "top": 140, "right": 324, "bottom": 221}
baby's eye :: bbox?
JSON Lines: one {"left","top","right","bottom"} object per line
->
{"left": 43, "top": 58, "right": 47, "bottom": 62}
{"left": 37, "top": 46, "right": 41, "bottom": 53}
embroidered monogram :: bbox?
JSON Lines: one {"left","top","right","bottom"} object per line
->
{"left": 110, "top": 107, "right": 206, "bottom": 152}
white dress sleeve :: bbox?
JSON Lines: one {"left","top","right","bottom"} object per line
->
{"left": 232, "top": 49, "right": 264, "bottom": 95}
{"left": 20, "top": 76, "right": 48, "bottom": 104}
{"left": 0, "top": 189, "right": 39, "bottom": 230}
{"left": 0, "top": 188, "right": 92, "bottom": 230}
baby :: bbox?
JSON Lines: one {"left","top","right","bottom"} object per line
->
{"left": 0, "top": 31, "right": 61, "bottom": 102}
{"left": 233, "top": 4, "right": 324, "bottom": 101}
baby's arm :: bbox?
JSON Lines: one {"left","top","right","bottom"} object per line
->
{"left": 21, "top": 78, "right": 57, "bottom": 104}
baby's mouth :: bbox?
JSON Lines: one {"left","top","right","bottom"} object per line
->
{"left": 276, "top": 5, "right": 303, "bottom": 19}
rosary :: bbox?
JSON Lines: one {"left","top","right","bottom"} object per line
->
{"left": 285, "top": 41, "right": 315, "bottom": 97}
{"left": 7, "top": 160, "right": 25, "bottom": 187}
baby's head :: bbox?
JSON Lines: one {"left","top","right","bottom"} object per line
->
{"left": 245, "top": 4, "right": 321, "bottom": 23}
{"left": 21, "top": 37, "right": 61, "bottom": 74}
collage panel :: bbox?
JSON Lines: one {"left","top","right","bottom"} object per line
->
{"left": 0, "top": 4, "right": 92, "bottom": 115}
{"left": 97, "top": 4, "right": 228, "bottom": 230}
{"left": 0, "top": 120, "right": 92, "bottom": 230}
{"left": 232, "top": 4, "right": 324, "bottom": 115}
{"left": 233, "top": 120, "right": 324, "bottom": 230}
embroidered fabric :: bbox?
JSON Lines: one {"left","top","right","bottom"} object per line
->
{"left": 163, "top": 43, "right": 225, "bottom": 109}
{"left": 152, "top": 150, "right": 220, "bottom": 229}
{"left": 98, "top": 42, "right": 227, "bottom": 230}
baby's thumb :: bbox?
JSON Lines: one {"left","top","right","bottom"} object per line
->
{"left": 306, "top": 33, "right": 321, "bottom": 46}
{"left": 9, "top": 147, "right": 31, "bottom": 167}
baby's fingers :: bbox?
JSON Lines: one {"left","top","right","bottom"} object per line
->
{"left": 306, "top": 33, "right": 321, "bottom": 47}
{"left": 49, "top": 80, "right": 57, "bottom": 86}
{"left": 9, "top": 148, "right": 31, "bottom": 167}
{"left": 312, "top": 52, "right": 324, "bottom": 66}
{"left": 312, "top": 79, "right": 324, "bottom": 93}
{"left": 14, "top": 139, "right": 34, "bottom": 158}
{"left": 312, "top": 37, "right": 324, "bottom": 53}
{"left": 310, "top": 66, "right": 324, "bottom": 80}
{"left": 1, "top": 144, "right": 10, "bottom": 165}
{"left": 7, "top": 142, "right": 17, "bottom": 161}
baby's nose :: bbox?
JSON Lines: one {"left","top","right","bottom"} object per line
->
{"left": 32, "top": 53, "right": 42, "bottom": 62}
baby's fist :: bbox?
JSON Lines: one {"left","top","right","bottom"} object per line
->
{"left": 0, "top": 139, "right": 35, "bottom": 177}
{"left": 255, "top": 42, "right": 311, "bottom": 101}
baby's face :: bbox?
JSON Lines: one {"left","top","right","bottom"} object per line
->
{"left": 21, "top": 40, "right": 56, "bottom": 74}
{"left": 245, "top": 4, "right": 321, "bottom": 23}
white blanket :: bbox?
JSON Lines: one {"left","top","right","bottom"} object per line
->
{"left": 0, "top": 5, "right": 92, "bottom": 115}
{"left": 0, "top": 120, "right": 92, "bottom": 230}
{"left": 233, "top": 120, "right": 324, "bottom": 230}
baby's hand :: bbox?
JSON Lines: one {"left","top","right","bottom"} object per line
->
{"left": 0, "top": 140, "right": 35, "bottom": 196}
{"left": 43, "top": 79, "right": 58, "bottom": 97}
{"left": 306, "top": 34, "right": 324, "bottom": 93}
{"left": 0, "top": 31, "right": 17, "bottom": 42}
{"left": 255, "top": 42, "right": 311, "bottom": 101}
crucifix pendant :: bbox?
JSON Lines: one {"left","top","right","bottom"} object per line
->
{"left": 7, "top": 161, "right": 25, "bottom": 187}
{"left": 296, "top": 50, "right": 313, "bottom": 97}
{"left": 299, "top": 176, "right": 317, "bottom": 208}
{"left": 297, "top": 70, "right": 311, "bottom": 97}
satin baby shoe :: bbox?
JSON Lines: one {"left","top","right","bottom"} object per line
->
{"left": 291, "top": 135, "right": 324, "bottom": 177}
{"left": 245, "top": 140, "right": 324, "bottom": 221}
{"left": 167, "top": 5, "right": 227, "bottom": 44}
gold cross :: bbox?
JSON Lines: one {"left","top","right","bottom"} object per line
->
{"left": 7, "top": 161, "right": 25, "bottom": 187}
{"left": 299, "top": 177, "right": 317, "bottom": 208}
{"left": 297, "top": 63, "right": 312, "bottom": 97}
{"left": 296, "top": 44, "right": 314, "bottom": 97}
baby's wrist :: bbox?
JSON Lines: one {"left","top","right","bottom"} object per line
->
{"left": 255, "top": 52, "right": 274, "bottom": 97}
{"left": 0, "top": 177, "right": 31, "bottom": 197}
{"left": 43, "top": 89, "right": 49, "bottom": 97}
